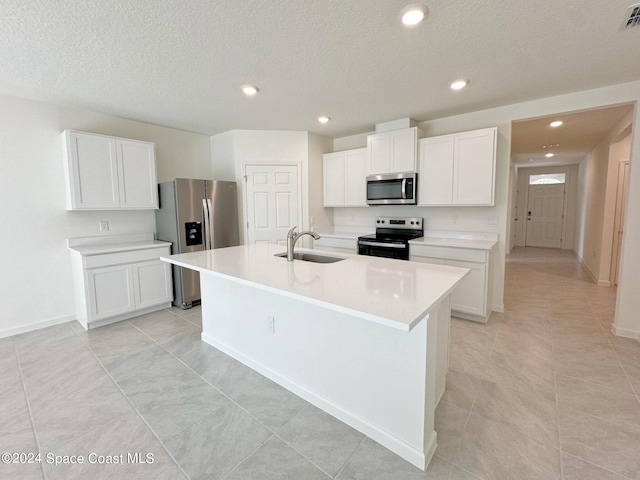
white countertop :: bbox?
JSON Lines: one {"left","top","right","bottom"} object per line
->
{"left": 314, "top": 227, "right": 497, "bottom": 250}
{"left": 161, "top": 244, "right": 469, "bottom": 332}
{"left": 68, "top": 234, "right": 171, "bottom": 256}
{"left": 313, "top": 227, "right": 373, "bottom": 240}
{"left": 409, "top": 236, "right": 497, "bottom": 250}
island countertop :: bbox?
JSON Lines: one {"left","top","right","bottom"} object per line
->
{"left": 161, "top": 244, "right": 468, "bottom": 331}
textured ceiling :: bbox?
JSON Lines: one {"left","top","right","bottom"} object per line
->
{"left": 1, "top": 0, "right": 639, "bottom": 138}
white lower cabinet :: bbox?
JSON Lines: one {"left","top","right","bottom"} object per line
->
{"left": 88, "top": 264, "right": 136, "bottom": 320}
{"left": 70, "top": 243, "right": 173, "bottom": 329}
{"left": 410, "top": 244, "right": 493, "bottom": 323}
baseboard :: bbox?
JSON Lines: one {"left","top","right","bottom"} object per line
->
{"left": 597, "top": 280, "right": 611, "bottom": 287}
{"left": 202, "top": 332, "right": 432, "bottom": 470}
{"left": 611, "top": 323, "right": 640, "bottom": 340}
{"left": 0, "top": 314, "right": 76, "bottom": 339}
{"left": 492, "top": 304, "right": 505, "bottom": 314}
{"left": 579, "top": 258, "right": 598, "bottom": 284}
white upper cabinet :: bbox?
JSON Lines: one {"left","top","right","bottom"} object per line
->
{"left": 63, "top": 130, "right": 158, "bottom": 210}
{"left": 323, "top": 148, "right": 367, "bottom": 207}
{"left": 418, "top": 127, "right": 497, "bottom": 206}
{"left": 367, "top": 127, "right": 418, "bottom": 174}
{"left": 418, "top": 134, "right": 455, "bottom": 205}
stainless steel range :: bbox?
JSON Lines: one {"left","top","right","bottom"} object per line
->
{"left": 357, "top": 216, "right": 423, "bottom": 260}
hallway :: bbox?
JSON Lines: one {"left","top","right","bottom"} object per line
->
{"left": 436, "top": 246, "right": 640, "bottom": 479}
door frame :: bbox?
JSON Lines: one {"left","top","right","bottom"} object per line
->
{"left": 241, "top": 162, "right": 303, "bottom": 246}
{"left": 610, "top": 161, "right": 630, "bottom": 286}
{"left": 524, "top": 181, "right": 567, "bottom": 248}
{"left": 515, "top": 166, "right": 575, "bottom": 249}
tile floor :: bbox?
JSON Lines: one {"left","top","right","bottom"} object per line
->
{"left": 1, "top": 247, "right": 639, "bottom": 479}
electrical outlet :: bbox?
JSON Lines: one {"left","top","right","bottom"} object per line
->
{"left": 99, "top": 221, "right": 109, "bottom": 232}
{"left": 266, "top": 315, "right": 275, "bottom": 333}
{"left": 452, "top": 216, "right": 458, "bottom": 225}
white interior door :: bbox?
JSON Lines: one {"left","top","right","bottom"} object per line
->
{"left": 611, "top": 162, "right": 630, "bottom": 286}
{"left": 525, "top": 184, "right": 565, "bottom": 248}
{"left": 245, "top": 165, "right": 300, "bottom": 246}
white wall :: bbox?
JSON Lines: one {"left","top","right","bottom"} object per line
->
{"left": 308, "top": 133, "right": 334, "bottom": 231}
{"left": 210, "top": 130, "right": 331, "bottom": 245}
{"left": 598, "top": 125, "right": 632, "bottom": 286}
{"left": 573, "top": 113, "right": 634, "bottom": 285}
{"left": 614, "top": 102, "right": 640, "bottom": 338}
{"left": 0, "top": 94, "right": 212, "bottom": 337}
{"left": 331, "top": 81, "right": 640, "bottom": 338}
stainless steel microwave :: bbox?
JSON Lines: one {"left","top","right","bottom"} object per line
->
{"left": 366, "top": 172, "right": 417, "bottom": 205}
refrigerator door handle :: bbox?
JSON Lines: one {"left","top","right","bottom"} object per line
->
{"left": 202, "top": 198, "right": 211, "bottom": 250}
{"left": 207, "top": 198, "right": 214, "bottom": 249}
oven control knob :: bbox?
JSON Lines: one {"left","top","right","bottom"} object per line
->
{"left": 416, "top": 221, "right": 420, "bottom": 225}
{"left": 410, "top": 221, "right": 414, "bottom": 225}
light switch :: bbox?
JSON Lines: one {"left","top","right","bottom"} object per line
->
{"left": 99, "top": 221, "right": 109, "bottom": 232}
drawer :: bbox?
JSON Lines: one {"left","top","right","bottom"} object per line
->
{"left": 410, "top": 244, "right": 487, "bottom": 263}
{"left": 82, "top": 246, "right": 171, "bottom": 269}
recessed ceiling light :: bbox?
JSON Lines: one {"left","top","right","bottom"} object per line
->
{"left": 450, "top": 79, "right": 468, "bottom": 90}
{"left": 400, "top": 4, "right": 428, "bottom": 26}
{"left": 241, "top": 85, "right": 259, "bottom": 96}
{"left": 545, "top": 153, "right": 554, "bottom": 158}
{"left": 318, "top": 116, "right": 331, "bottom": 124}
{"left": 549, "top": 120, "right": 563, "bottom": 128}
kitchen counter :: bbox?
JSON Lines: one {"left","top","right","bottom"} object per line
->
{"left": 161, "top": 244, "right": 468, "bottom": 470}
{"left": 409, "top": 232, "right": 498, "bottom": 250}
{"left": 161, "top": 243, "right": 468, "bottom": 331}
{"left": 68, "top": 233, "right": 171, "bottom": 255}
{"left": 313, "top": 227, "right": 497, "bottom": 250}
{"left": 312, "top": 227, "right": 372, "bottom": 240}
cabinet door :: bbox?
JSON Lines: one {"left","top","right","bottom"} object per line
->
{"left": 418, "top": 135, "right": 454, "bottom": 205}
{"left": 344, "top": 148, "right": 367, "bottom": 206}
{"left": 66, "top": 132, "right": 120, "bottom": 209}
{"left": 446, "top": 259, "right": 486, "bottom": 316}
{"left": 323, "top": 152, "right": 346, "bottom": 206}
{"left": 367, "top": 134, "right": 391, "bottom": 174}
{"left": 390, "top": 128, "right": 417, "bottom": 172}
{"left": 87, "top": 265, "right": 135, "bottom": 321}
{"left": 454, "top": 128, "right": 496, "bottom": 205}
{"left": 117, "top": 140, "right": 159, "bottom": 209}
{"left": 133, "top": 260, "right": 173, "bottom": 309}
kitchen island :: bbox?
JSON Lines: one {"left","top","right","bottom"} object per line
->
{"left": 161, "top": 244, "right": 468, "bottom": 470}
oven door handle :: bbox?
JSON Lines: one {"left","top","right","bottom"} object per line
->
{"left": 358, "top": 241, "right": 406, "bottom": 249}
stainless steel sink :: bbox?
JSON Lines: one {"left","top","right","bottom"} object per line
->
{"left": 274, "top": 252, "right": 346, "bottom": 263}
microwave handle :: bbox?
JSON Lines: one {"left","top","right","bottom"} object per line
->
{"left": 401, "top": 178, "right": 407, "bottom": 199}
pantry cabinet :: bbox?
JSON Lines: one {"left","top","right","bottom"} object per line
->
{"left": 418, "top": 127, "right": 497, "bottom": 206}
{"left": 63, "top": 130, "right": 158, "bottom": 210}
{"left": 68, "top": 235, "right": 172, "bottom": 329}
{"left": 367, "top": 127, "right": 418, "bottom": 174}
{"left": 323, "top": 148, "right": 367, "bottom": 207}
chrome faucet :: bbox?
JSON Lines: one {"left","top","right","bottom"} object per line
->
{"left": 286, "top": 226, "right": 320, "bottom": 261}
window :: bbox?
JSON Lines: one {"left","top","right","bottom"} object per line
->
{"left": 529, "top": 173, "right": 566, "bottom": 185}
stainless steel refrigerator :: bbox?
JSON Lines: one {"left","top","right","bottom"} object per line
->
{"left": 155, "top": 178, "right": 240, "bottom": 309}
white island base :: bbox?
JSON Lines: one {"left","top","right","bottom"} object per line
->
{"left": 162, "top": 245, "right": 467, "bottom": 470}
{"left": 201, "top": 274, "right": 450, "bottom": 469}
